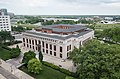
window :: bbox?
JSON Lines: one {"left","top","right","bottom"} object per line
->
{"left": 33, "top": 46, "right": 34, "bottom": 49}
{"left": 23, "top": 38, "right": 25, "bottom": 42}
{"left": 54, "top": 52, "right": 56, "bottom": 56}
{"left": 67, "top": 46, "right": 69, "bottom": 51}
{"left": 42, "top": 41, "right": 44, "bottom": 47}
{"left": 50, "top": 51, "right": 52, "bottom": 55}
{"left": 46, "top": 50, "right": 48, "bottom": 54}
{"left": 36, "top": 47, "right": 37, "bottom": 50}
{"left": 23, "top": 43, "right": 25, "bottom": 46}
{"left": 70, "top": 45, "right": 71, "bottom": 50}
{"left": 54, "top": 45, "right": 56, "bottom": 51}
{"left": 46, "top": 43, "right": 48, "bottom": 48}
{"left": 67, "top": 53, "right": 69, "bottom": 57}
{"left": 27, "top": 44, "right": 29, "bottom": 47}
{"left": 29, "top": 39, "right": 31, "bottom": 44}
{"left": 35, "top": 40, "right": 37, "bottom": 45}
{"left": 30, "top": 45, "right": 31, "bottom": 48}
{"left": 60, "top": 47, "right": 62, "bottom": 52}
{"left": 50, "top": 44, "right": 52, "bottom": 50}
{"left": 38, "top": 40, "right": 41, "bottom": 44}
{"left": 32, "top": 40, "right": 34, "bottom": 45}
{"left": 43, "top": 49, "right": 45, "bottom": 52}
{"left": 60, "top": 53, "right": 62, "bottom": 58}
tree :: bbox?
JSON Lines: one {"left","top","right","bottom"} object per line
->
{"left": 0, "top": 31, "right": 14, "bottom": 43}
{"left": 22, "top": 51, "right": 36, "bottom": 64}
{"left": 70, "top": 40, "right": 120, "bottom": 79}
{"left": 10, "top": 45, "right": 21, "bottom": 58}
{"left": 27, "top": 58, "right": 42, "bottom": 74}
{"left": 39, "top": 51, "right": 43, "bottom": 62}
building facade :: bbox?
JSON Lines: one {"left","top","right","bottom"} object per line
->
{"left": 0, "top": 9, "right": 11, "bottom": 31}
{"left": 22, "top": 24, "right": 94, "bottom": 59}
{"left": 0, "top": 15, "right": 11, "bottom": 31}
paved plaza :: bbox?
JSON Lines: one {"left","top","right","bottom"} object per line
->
{"left": 8, "top": 43, "right": 77, "bottom": 72}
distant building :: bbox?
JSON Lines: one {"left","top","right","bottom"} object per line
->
{"left": 104, "top": 17, "right": 113, "bottom": 21}
{"left": 22, "top": 24, "right": 94, "bottom": 59}
{"left": 0, "top": 9, "right": 11, "bottom": 31}
{"left": 0, "top": 9, "right": 8, "bottom": 15}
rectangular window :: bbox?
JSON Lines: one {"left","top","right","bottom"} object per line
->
{"left": 54, "top": 52, "right": 56, "bottom": 56}
{"left": 42, "top": 41, "right": 44, "bottom": 47}
{"left": 70, "top": 45, "right": 71, "bottom": 50}
{"left": 33, "top": 46, "right": 34, "bottom": 49}
{"left": 23, "top": 43, "right": 25, "bottom": 46}
{"left": 60, "top": 53, "right": 62, "bottom": 58}
{"left": 29, "top": 39, "right": 31, "bottom": 44}
{"left": 26, "top": 39, "right": 28, "bottom": 43}
{"left": 43, "top": 49, "right": 45, "bottom": 52}
{"left": 38, "top": 40, "right": 41, "bottom": 44}
{"left": 46, "top": 50, "right": 48, "bottom": 54}
{"left": 50, "top": 51, "right": 52, "bottom": 55}
{"left": 32, "top": 40, "right": 34, "bottom": 45}
{"left": 50, "top": 44, "right": 52, "bottom": 50}
{"left": 35, "top": 40, "right": 37, "bottom": 45}
{"left": 67, "top": 46, "right": 69, "bottom": 51}
{"left": 60, "top": 47, "right": 62, "bottom": 52}
{"left": 46, "top": 43, "right": 48, "bottom": 48}
{"left": 27, "top": 44, "right": 29, "bottom": 47}
{"left": 30, "top": 45, "right": 31, "bottom": 48}
{"left": 36, "top": 47, "right": 37, "bottom": 50}
{"left": 23, "top": 38, "right": 25, "bottom": 42}
{"left": 54, "top": 45, "right": 56, "bottom": 51}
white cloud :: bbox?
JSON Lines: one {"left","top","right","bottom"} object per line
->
{"left": 0, "top": 0, "right": 120, "bottom": 15}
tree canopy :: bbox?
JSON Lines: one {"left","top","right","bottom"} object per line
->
{"left": 22, "top": 51, "right": 36, "bottom": 64}
{"left": 70, "top": 40, "right": 120, "bottom": 79}
{"left": 27, "top": 58, "right": 42, "bottom": 74}
{"left": 0, "top": 31, "right": 14, "bottom": 43}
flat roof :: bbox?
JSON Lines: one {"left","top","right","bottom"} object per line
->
{"left": 25, "top": 30, "right": 92, "bottom": 40}
{"left": 39, "top": 24, "right": 87, "bottom": 33}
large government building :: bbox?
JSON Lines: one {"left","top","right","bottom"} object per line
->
{"left": 22, "top": 24, "right": 94, "bottom": 59}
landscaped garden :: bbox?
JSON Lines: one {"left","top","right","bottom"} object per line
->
{"left": 0, "top": 44, "right": 21, "bottom": 60}
{"left": 20, "top": 51, "right": 76, "bottom": 79}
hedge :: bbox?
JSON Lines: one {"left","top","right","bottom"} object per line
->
{"left": 43, "top": 61, "right": 79, "bottom": 78}
{"left": 3, "top": 41, "right": 22, "bottom": 46}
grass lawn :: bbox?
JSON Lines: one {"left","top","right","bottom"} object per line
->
{"left": 20, "top": 65, "right": 69, "bottom": 79}
{"left": 94, "top": 23, "right": 120, "bottom": 30}
{"left": 0, "top": 46, "right": 11, "bottom": 60}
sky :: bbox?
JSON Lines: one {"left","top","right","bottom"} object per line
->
{"left": 0, "top": 0, "right": 120, "bottom": 15}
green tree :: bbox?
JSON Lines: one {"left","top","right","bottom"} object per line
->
{"left": 70, "top": 40, "right": 120, "bottom": 79}
{"left": 27, "top": 58, "right": 42, "bottom": 74}
{"left": 10, "top": 45, "right": 21, "bottom": 58}
{"left": 39, "top": 51, "right": 43, "bottom": 62}
{"left": 22, "top": 51, "right": 36, "bottom": 64}
{"left": 0, "top": 31, "right": 14, "bottom": 43}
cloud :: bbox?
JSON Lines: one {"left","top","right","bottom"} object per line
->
{"left": 0, "top": 0, "right": 120, "bottom": 15}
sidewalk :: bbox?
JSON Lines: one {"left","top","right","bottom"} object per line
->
{"left": 0, "top": 59, "right": 34, "bottom": 79}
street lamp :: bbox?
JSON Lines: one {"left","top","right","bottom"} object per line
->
{"left": 10, "top": 65, "right": 13, "bottom": 72}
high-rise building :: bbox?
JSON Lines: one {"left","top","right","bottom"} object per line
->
{"left": 0, "top": 9, "right": 8, "bottom": 15}
{"left": 0, "top": 9, "right": 11, "bottom": 31}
